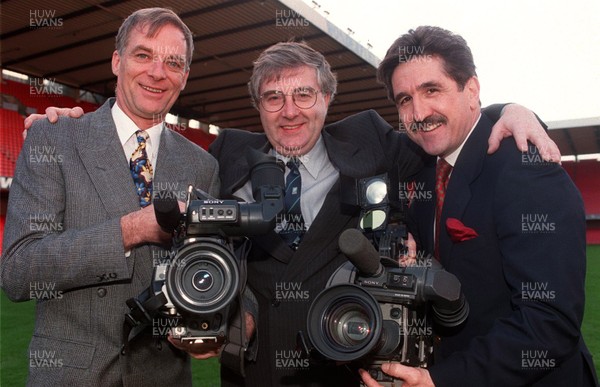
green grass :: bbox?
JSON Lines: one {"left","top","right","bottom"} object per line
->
{"left": 0, "top": 295, "right": 221, "bottom": 386}
{"left": 2, "top": 246, "right": 600, "bottom": 385}
{"left": 582, "top": 245, "right": 600, "bottom": 372}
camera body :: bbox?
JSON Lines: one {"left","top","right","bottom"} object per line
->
{"left": 124, "top": 149, "right": 284, "bottom": 347}
{"left": 302, "top": 173, "right": 468, "bottom": 385}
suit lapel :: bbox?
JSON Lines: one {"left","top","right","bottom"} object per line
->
{"left": 154, "top": 127, "right": 193, "bottom": 196}
{"left": 222, "top": 138, "right": 271, "bottom": 197}
{"left": 283, "top": 179, "right": 356, "bottom": 281}
{"left": 440, "top": 115, "right": 492, "bottom": 261}
{"left": 322, "top": 131, "right": 362, "bottom": 176}
{"left": 410, "top": 161, "right": 436, "bottom": 255}
{"left": 76, "top": 99, "right": 140, "bottom": 218}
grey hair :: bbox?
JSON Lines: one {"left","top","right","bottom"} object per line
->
{"left": 115, "top": 7, "right": 194, "bottom": 70}
{"left": 248, "top": 41, "right": 337, "bottom": 108}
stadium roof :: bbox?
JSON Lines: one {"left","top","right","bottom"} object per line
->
{"left": 1, "top": 0, "right": 599, "bottom": 154}
{"left": 1, "top": 0, "right": 395, "bottom": 131}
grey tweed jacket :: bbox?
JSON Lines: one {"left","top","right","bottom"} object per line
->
{"left": 1, "top": 98, "right": 219, "bottom": 386}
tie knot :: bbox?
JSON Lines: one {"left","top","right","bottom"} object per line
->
{"left": 135, "top": 130, "right": 149, "bottom": 144}
{"left": 436, "top": 158, "right": 452, "bottom": 181}
{"left": 287, "top": 158, "right": 301, "bottom": 173}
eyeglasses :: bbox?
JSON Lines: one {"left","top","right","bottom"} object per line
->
{"left": 259, "top": 87, "right": 321, "bottom": 112}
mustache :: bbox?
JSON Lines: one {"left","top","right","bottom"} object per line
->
{"left": 402, "top": 115, "right": 447, "bottom": 133}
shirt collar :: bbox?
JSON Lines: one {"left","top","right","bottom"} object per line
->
{"left": 271, "top": 135, "right": 328, "bottom": 180}
{"left": 111, "top": 101, "right": 163, "bottom": 147}
{"left": 442, "top": 113, "right": 482, "bottom": 167}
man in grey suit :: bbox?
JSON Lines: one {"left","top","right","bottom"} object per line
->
{"left": 1, "top": 8, "right": 219, "bottom": 386}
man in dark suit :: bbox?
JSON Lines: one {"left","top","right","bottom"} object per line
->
{"left": 360, "top": 26, "right": 598, "bottom": 386}
{"left": 210, "top": 41, "right": 562, "bottom": 386}
{"left": 1, "top": 8, "right": 219, "bottom": 386}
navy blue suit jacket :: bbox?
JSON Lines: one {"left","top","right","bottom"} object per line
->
{"left": 408, "top": 114, "right": 598, "bottom": 386}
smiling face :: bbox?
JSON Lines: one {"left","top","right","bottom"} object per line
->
{"left": 112, "top": 23, "right": 189, "bottom": 129}
{"left": 258, "top": 65, "right": 331, "bottom": 157}
{"left": 391, "top": 56, "right": 480, "bottom": 158}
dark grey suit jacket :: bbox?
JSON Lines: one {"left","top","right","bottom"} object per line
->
{"left": 210, "top": 110, "right": 424, "bottom": 386}
{"left": 1, "top": 99, "right": 220, "bottom": 386}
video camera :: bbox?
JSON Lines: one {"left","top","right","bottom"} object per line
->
{"left": 300, "top": 173, "right": 469, "bottom": 386}
{"left": 123, "top": 149, "right": 284, "bottom": 353}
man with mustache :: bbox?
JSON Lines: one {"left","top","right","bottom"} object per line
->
{"left": 360, "top": 26, "right": 598, "bottom": 387}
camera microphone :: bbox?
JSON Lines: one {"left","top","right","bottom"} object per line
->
{"left": 338, "top": 228, "right": 384, "bottom": 277}
{"left": 153, "top": 195, "right": 182, "bottom": 233}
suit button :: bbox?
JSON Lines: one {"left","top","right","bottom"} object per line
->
{"left": 97, "top": 288, "right": 107, "bottom": 298}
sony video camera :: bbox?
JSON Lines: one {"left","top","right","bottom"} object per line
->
{"left": 123, "top": 149, "right": 284, "bottom": 349}
{"left": 300, "top": 173, "right": 469, "bottom": 386}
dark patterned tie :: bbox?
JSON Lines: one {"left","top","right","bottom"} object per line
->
{"left": 280, "top": 158, "right": 305, "bottom": 249}
{"left": 130, "top": 130, "right": 153, "bottom": 208}
{"left": 435, "top": 158, "right": 452, "bottom": 258}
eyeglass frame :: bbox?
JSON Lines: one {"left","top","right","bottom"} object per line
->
{"left": 258, "top": 87, "right": 323, "bottom": 112}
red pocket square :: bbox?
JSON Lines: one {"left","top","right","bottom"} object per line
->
{"left": 446, "top": 218, "right": 479, "bottom": 243}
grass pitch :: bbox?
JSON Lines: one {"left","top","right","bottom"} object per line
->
{"left": 2, "top": 246, "right": 599, "bottom": 385}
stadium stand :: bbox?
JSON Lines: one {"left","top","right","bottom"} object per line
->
{"left": 0, "top": 75, "right": 597, "bottom": 246}
{"left": 563, "top": 160, "right": 600, "bottom": 244}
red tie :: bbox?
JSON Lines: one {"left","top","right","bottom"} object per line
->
{"left": 435, "top": 158, "right": 452, "bottom": 258}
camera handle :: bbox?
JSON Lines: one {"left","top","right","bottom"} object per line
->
{"left": 121, "top": 288, "right": 169, "bottom": 355}
{"left": 220, "top": 237, "right": 251, "bottom": 377}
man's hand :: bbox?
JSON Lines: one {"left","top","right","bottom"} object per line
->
{"left": 167, "top": 335, "right": 223, "bottom": 360}
{"left": 245, "top": 311, "right": 256, "bottom": 342}
{"left": 120, "top": 201, "right": 185, "bottom": 250}
{"left": 399, "top": 232, "right": 417, "bottom": 266}
{"left": 23, "top": 106, "right": 84, "bottom": 138}
{"left": 167, "top": 312, "right": 255, "bottom": 360}
{"left": 359, "top": 363, "right": 435, "bottom": 387}
{"left": 488, "top": 104, "right": 560, "bottom": 162}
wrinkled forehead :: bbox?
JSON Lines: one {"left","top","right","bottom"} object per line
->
{"left": 260, "top": 66, "right": 318, "bottom": 92}
{"left": 126, "top": 23, "right": 187, "bottom": 53}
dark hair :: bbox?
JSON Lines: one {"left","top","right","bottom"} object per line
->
{"left": 377, "top": 26, "right": 476, "bottom": 101}
{"left": 248, "top": 41, "right": 337, "bottom": 108}
{"left": 115, "top": 8, "right": 194, "bottom": 70}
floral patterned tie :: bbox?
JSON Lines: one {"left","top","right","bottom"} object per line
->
{"left": 130, "top": 130, "right": 153, "bottom": 207}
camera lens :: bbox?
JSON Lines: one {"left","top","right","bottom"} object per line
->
{"left": 166, "top": 238, "right": 240, "bottom": 315}
{"left": 192, "top": 270, "right": 213, "bottom": 292}
{"left": 307, "top": 284, "right": 382, "bottom": 362}
{"left": 330, "top": 308, "right": 371, "bottom": 346}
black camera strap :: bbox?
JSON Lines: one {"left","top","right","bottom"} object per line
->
{"left": 121, "top": 288, "right": 169, "bottom": 355}
{"left": 220, "top": 238, "right": 251, "bottom": 376}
